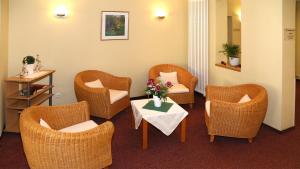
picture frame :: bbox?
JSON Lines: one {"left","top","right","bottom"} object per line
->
{"left": 101, "top": 11, "right": 129, "bottom": 40}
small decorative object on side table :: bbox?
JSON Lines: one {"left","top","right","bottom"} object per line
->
{"left": 219, "top": 43, "right": 241, "bottom": 66}
{"left": 22, "top": 55, "right": 36, "bottom": 76}
{"left": 21, "top": 54, "right": 43, "bottom": 77}
{"left": 145, "top": 79, "right": 173, "bottom": 107}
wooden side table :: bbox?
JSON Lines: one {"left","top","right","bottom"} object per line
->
{"left": 4, "top": 70, "right": 55, "bottom": 132}
{"left": 142, "top": 117, "right": 186, "bottom": 150}
{"left": 131, "top": 97, "right": 188, "bottom": 150}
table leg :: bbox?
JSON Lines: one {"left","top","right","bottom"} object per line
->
{"left": 180, "top": 117, "right": 187, "bottom": 143}
{"left": 131, "top": 112, "right": 135, "bottom": 129}
{"left": 142, "top": 119, "right": 148, "bottom": 150}
{"left": 49, "top": 74, "right": 53, "bottom": 106}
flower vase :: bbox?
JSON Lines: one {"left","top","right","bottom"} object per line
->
{"left": 25, "top": 64, "right": 36, "bottom": 75}
{"left": 229, "top": 57, "right": 240, "bottom": 66}
{"left": 153, "top": 95, "right": 162, "bottom": 107}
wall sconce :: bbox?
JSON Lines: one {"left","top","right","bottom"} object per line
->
{"left": 155, "top": 9, "right": 167, "bottom": 19}
{"left": 236, "top": 9, "right": 241, "bottom": 21}
{"left": 54, "top": 6, "right": 68, "bottom": 17}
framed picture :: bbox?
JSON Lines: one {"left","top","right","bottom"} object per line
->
{"left": 101, "top": 11, "right": 129, "bottom": 40}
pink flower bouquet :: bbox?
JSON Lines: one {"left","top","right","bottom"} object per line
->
{"left": 145, "top": 79, "right": 173, "bottom": 101}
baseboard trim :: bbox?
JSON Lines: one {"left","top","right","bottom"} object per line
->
{"left": 277, "top": 126, "right": 296, "bottom": 133}
{"left": 262, "top": 123, "right": 296, "bottom": 134}
{"left": 130, "top": 95, "right": 147, "bottom": 100}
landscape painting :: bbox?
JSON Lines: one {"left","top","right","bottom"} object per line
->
{"left": 101, "top": 11, "right": 129, "bottom": 40}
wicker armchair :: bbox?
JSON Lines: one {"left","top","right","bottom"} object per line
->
{"left": 74, "top": 70, "right": 131, "bottom": 119}
{"left": 19, "top": 101, "right": 114, "bottom": 169}
{"left": 205, "top": 84, "right": 268, "bottom": 143}
{"left": 149, "top": 64, "right": 198, "bottom": 107}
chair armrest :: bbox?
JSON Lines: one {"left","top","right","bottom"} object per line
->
{"left": 74, "top": 80, "right": 111, "bottom": 104}
{"left": 188, "top": 76, "right": 198, "bottom": 92}
{"left": 40, "top": 101, "right": 90, "bottom": 130}
{"left": 23, "top": 121, "right": 115, "bottom": 169}
{"left": 106, "top": 76, "right": 132, "bottom": 92}
{"left": 86, "top": 121, "right": 114, "bottom": 141}
{"left": 206, "top": 85, "right": 243, "bottom": 102}
{"left": 149, "top": 69, "right": 158, "bottom": 80}
{"left": 209, "top": 100, "right": 266, "bottom": 135}
{"left": 57, "top": 121, "right": 115, "bottom": 168}
{"left": 76, "top": 121, "right": 114, "bottom": 144}
{"left": 177, "top": 70, "right": 197, "bottom": 91}
{"left": 210, "top": 99, "right": 251, "bottom": 119}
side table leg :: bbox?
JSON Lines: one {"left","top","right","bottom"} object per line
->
{"left": 131, "top": 112, "right": 135, "bottom": 129}
{"left": 142, "top": 119, "right": 148, "bottom": 150}
{"left": 49, "top": 74, "right": 53, "bottom": 106}
{"left": 180, "top": 117, "right": 187, "bottom": 143}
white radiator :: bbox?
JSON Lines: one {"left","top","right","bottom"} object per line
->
{"left": 188, "top": 0, "right": 209, "bottom": 95}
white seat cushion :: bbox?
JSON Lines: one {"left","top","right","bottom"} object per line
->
{"left": 159, "top": 72, "right": 179, "bottom": 85}
{"left": 85, "top": 79, "right": 104, "bottom": 88}
{"left": 238, "top": 94, "right": 251, "bottom": 103}
{"left": 205, "top": 101, "right": 211, "bottom": 117}
{"left": 109, "top": 89, "right": 128, "bottom": 104}
{"left": 168, "top": 84, "right": 189, "bottom": 94}
{"left": 59, "top": 120, "right": 98, "bottom": 133}
{"left": 40, "top": 118, "right": 51, "bottom": 129}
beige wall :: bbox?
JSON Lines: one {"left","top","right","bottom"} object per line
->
{"left": 282, "top": 0, "right": 296, "bottom": 129}
{"left": 8, "top": 0, "right": 188, "bottom": 105}
{"left": 228, "top": 0, "right": 241, "bottom": 46}
{"left": 209, "top": 0, "right": 296, "bottom": 131}
{"left": 296, "top": 2, "right": 300, "bottom": 77}
{"left": 0, "top": 0, "right": 8, "bottom": 136}
{"left": 228, "top": 0, "right": 240, "bottom": 17}
{"left": 215, "top": 0, "right": 228, "bottom": 63}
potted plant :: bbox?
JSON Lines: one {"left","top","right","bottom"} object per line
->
{"left": 145, "top": 79, "right": 173, "bottom": 107}
{"left": 22, "top": 56, "right": 36, "bottom": 75}
{"left": 219, "top": 43, "right": 240, "bottom": 66}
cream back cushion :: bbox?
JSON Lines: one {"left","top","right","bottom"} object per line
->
{"left": 238, "top": 94, "right": 251, "bottom": 103}
{"left": 85, "top": 79, "right": 104, "bottom": 88}
{"left": 40, "top": 118, "right": 51, "bottom": 129}
{"left": 59, "top": 120, "right": 98, "bottom": 133}
{"left": 159, "top": 72, "right": 179, "bottom": 85}
{"left": 205, "top": 101, "right": 211, "bottom": 117}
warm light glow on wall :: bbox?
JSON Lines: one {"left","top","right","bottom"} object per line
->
{"left": 153, "top": 2, "right": 168, "bottom": 19}
{"left": 49, "top": 0, "right": 72, "bottom": 20}
{"left": 236, "top": 9, "right": 241, "bottom": 21}
{"left": 54, "top": 5, "right": 68, "bottom": 17}
{"left": 155, "top": 9, "right": 167, "bottom": 19}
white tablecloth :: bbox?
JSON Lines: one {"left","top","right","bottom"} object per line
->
{"left": 131, "top": 97, "right": 188, "bottom": 136}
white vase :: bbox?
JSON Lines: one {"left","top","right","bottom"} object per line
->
{"left": 229, "top": 57, "right": 240, "bottom": 66}
{"left": 25, "top": 64, "right": 36, "bottom": 75}
{"left": 153, "top": 95, "right": 162, "bottom": 107}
